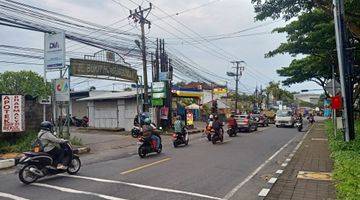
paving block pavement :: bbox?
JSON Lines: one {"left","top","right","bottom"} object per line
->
{"left": 264, "top": 122, "right": 336, "bottom": 200}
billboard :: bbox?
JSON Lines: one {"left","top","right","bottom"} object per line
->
{"left": 55, "top": 78, "right": 70, "bottom": 102}
{"left": 2, "top": 95, "right": 25, "bottom": 132}
{"left": 70, "top": 58, "right": 138, "bottom": 82}
{"left": 44, "top": 32, "right": 65, "bottom": 70}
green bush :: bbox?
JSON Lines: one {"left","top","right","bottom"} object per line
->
{"left": 0, "top": 131, "right": 37, "bottom": 154}
{"left": 70, "top": 136, "right": 83, "bottom": 146}
{"left": 325, "top": 120, "right": 360, "bottom": 199}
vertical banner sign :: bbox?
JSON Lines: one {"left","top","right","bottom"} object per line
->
{"left": 2, "top": 95, "right": 25, "bottom": 132}
{"left": 55, "top": 78, "right": 70, "bottom": 101}
{"left": 44, "top": 31, "right": 65, "bottom": 70}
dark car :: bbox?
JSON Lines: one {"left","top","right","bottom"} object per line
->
{"left": 235, "top": 114, "right": 258, "bottom": 132}
{"left": 251, "top": 114, "right": 269, "bottom": 127}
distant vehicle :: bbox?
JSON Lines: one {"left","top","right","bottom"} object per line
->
{"left": 263, "top": 110, "right": 276, "bottom": 124}
{"left": 275, "top": 109, "right": 295, "bottom": 127}
{"left": 235, "top": 114, "right": 258, "bottom": 132}
{"left": 251, "top": 114, "right": 269, "bottom": 127}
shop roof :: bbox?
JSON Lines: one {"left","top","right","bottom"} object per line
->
{"left": 77, "top": 91, "right": 141, "bottom": 101}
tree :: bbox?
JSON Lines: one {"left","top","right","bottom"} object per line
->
{"left": 0, "top": 71, "right": 50, "bottom": 98}
{"left": 251, "top": 1, "right": 360, "bottom": 99}
{"left": 251, "top": 0, "right": 360, "bottom": 39}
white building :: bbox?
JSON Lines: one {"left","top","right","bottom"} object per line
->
{"left": 294, "top": 93, "right": 321, "bottom": 105}
{"left": 78, "top": 91, "right": 140, "bottom": 131}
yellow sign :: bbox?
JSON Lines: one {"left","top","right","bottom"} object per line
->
{"left": 213, "top": 88, "right": 227, "bottom": 94}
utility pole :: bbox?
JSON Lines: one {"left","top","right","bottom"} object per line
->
{"left": 228, "top": 61, "right": 245, "bottom": 114}
{"left": 129, "top": 3, "right": 152, "bottom": 112}
{"left": 333, "top": 0, "right": 355, "bottom": 141}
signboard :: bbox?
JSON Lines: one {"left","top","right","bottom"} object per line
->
{"left": 2, "top": 95, "right": 25, "bottom": 132}
{"left": 160, "top": 107, "right": 169, "bottom": 120}
{"left": 70, "top": 58, "right": 137, "bottom": 82}
{"left": 186, "top": 112, "right": 194, "bottom": 126}
{"left": 151, "top": 98, "right": 163, "bottom": 106}
{"left": 39, "top": 96, "right": 52, "bottom": 105}
{"left": 152, "top": 93, "right": 166, "bottom": 99}
{"left": 55, "top": 78, "right": 70, "bottom": 101}
{"left": 325, "top": 79, "right": 341, "bottom": 96}
{"left": 213, "top": 88, "right": 228, "bottom": 94}
{"left": 44, "top": 32, "right": 65, "bottom": 70}
{"left": 152, "top": 82, "right": 165, "bottom": 93}
{"left": 159, "top": 72, "right": 169, "bottom": 81}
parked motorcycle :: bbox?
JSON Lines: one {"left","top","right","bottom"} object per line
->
{"left": 71, "top": 116, "right": 89, "bottom": 127}
{"left": 172, "top": 128, "right": 189, "bottom": 148}
{"left": 17, "top": 141, "right": 81, "bottom": 184}
{"left": 137, "top": 134, "right": 162, "bottom": 158}
{"left": 227, "top": 126, "right": 237, "bottom": 137}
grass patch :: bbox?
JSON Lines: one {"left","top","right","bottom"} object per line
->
{"left": 325, "top": 120, "right": 360, "bottom": 199}
{"left": 70, "top": 136, "right": 83, "bottom": 146}
{"left": 0, "top": 131, "right": 37, "bottom": 154}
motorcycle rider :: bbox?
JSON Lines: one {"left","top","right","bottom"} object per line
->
{"left": 296, "top": 113, "right": 303, "bottom": 123}
{"left": 212, "top": 115, "right": 223, "bottom": 137}
{"left": 38, "top": 121, "right": 67, "bottom": 170}
{"left": 174, "top": 115, "right": 185, "bottom": 138}
{"left": 227, "top": 114, "right": 238, "bottom": 131}
{"left": 142, "top": 118, "right": 160, "bottom": 150}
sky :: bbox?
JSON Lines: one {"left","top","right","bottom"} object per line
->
{"left": 0, "top": 0, "right": 322, "bottom": 94}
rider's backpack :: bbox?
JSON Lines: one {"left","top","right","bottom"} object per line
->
{"left": 31, "top": 132, "right": 46, "bottom": 152}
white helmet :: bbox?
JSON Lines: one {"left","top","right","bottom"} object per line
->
{"left": 209, "top": 114, "right": 214, "bottom": 119}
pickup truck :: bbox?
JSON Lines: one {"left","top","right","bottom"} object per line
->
{"left": 275, "top": 109, "right": 295, "bottom": 127}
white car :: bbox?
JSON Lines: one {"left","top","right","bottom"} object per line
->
{"left": 275, "top": 109, "right": 295, "bottom": 127}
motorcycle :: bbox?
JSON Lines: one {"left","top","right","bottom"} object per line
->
{"left": 204, "top": 126, "right": 214, "bottom": 141}
{"left": 137, "top": 134, "right": 162, "bottom": 158}
{"left": 295, "top": 120, "right": 303, "bottom": 132}
{"left": 212, "top": 128, "right": 224, "bottom": 144}
{"left": 72, "top": 116, "right": 89, "bottom": 127}
{"left": 172, "top": 128, "right": 189, "bottom": 148}
{"left": 308, "top": 117, "right": 315, "bottom": 124}
{"left": 17, "top": 141, "right": 81, "bottom": 184}
{"left": 227, "top": 125, "right": 237, "bottom": 137}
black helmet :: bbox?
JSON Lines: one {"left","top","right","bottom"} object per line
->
{"left": 40, "top": 121, "right": 53, "bottom": 132}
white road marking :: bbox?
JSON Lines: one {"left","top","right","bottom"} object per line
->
{"left": 275, "top": 170, "right": 283, "bottom": 174}
{"left": 268, "top": 177, "right": 277, "bottom": 184}
{"left": 223, "top": 135, "right": 298, "bottom": 200}
{"left": 32, "top": 183, "right": 127, "bottom": 200}
{"left": 0, "top": 192, "right": 29, "bottom": 200}
{"left": 285, "top": 158, "right": 291, "bottom": 162}
{"left": 258, "top": 188, "right": 270, "bottom": 197}
{"left": 59, "top": 174, "right": 223, "bottom": 200}
{"left": 281, "top": 163, "right": 288, "bottom": 167}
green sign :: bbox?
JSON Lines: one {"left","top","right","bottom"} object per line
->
{"left": 151, "top": 98, "right": 163, "bottom": 106}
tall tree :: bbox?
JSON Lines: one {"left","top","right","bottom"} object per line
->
{"left": 0, "top": 71, "right": 50, "bottom": 98}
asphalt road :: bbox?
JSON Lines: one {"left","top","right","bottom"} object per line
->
{"left": 0, "top": 124, "right": 309, "bottom": 200}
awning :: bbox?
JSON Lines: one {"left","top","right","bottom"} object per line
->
{"left": 173, "top": 90, "right": 203, "bottom": 98}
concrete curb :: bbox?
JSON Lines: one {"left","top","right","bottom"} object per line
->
{"left": 0, "top": 159, "right": 15, "bottom": 170}
{"left": 0, "top": 146, "right": 91, "bottom": 170}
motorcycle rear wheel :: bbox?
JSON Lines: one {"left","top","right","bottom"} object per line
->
{"left": 19, "top": 165, "right": 38, "bottom": 184}
{"left": 138, "top": 146, "right": 147, "bottom": 158}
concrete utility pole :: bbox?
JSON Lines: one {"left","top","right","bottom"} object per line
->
{"left": 228, "top": 61, "right": 245, "bottom": 113}
{"left": 129, "top": 3, "right": 152, "bottom": 112}
{"left": 333, "top": 0, "right": 355, "bottom": 141}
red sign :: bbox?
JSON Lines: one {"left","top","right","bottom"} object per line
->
{"left": 2, "top": 95, "right": 25, "bottom": 132}
{"left": 331, "top": 95, "right": 342, "bottom": 110}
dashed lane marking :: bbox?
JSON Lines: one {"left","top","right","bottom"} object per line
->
{"left": 58, "top": 174, "right": 223, "bottom": 200}
{"left": 275, "top": 170, "right": 283, "bottom": 174}
{"left": 32, "top": 183, "right": 127, "bottom": 200}
{"left": 258, "top": 188, "right": 270, "bottom": 197}
{"left": 0, "top": 192, "right": 29, "bottom": 200}
{"left": 223, "top": 135, "right": 298, "bottom": 200}
{"left": 120, "top": 158, "right": 171, "bottom": 175}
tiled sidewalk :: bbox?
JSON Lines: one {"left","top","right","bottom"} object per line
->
{"left": 265, "top": 123, "right": 336, "bottom": 200}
